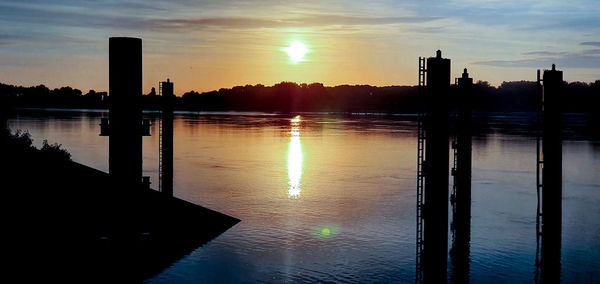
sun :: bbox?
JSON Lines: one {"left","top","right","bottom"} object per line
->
{"left": 285, "top": 41, "right": 307, "bottom": 62}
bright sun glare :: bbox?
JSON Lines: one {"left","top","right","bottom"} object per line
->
{"left": 288, "top": 115, "right": 302, "bottom": 198}
{"left": 285, "top": 41, "right": 307, "bottom": 62}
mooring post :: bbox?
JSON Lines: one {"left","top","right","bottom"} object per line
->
{"left": 160, "top": 79, "right": 175, "bottom": 197}
{"left": 541, "top": 64, "right": 563, "bottom": 283}
{"left": 102, "top": 37, "right": 150, "bottom": 187}
{"left": 450, "top": 68, "right": 473, "bottom": 283}
{"left": 423, "top": 50, "right": 451, "bottom": 283}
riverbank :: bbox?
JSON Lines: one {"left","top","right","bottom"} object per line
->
{"left": 2, "top": 139, "right": 240, "bottom": 281}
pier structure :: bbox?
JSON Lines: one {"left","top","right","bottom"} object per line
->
{"left": 416, "top": 50, "right": 451, "bottom": 283}
{"left": 536, "top": 64, "right": 563, "bottom": 283}
{"left": 450, "top": 68, "right": 473, "bottom": 283}
{"left": 100, "top": 37, "right": 151, "bottom": 187}
{"left": 159, "top": 79, "right": 175, "bottom": 196}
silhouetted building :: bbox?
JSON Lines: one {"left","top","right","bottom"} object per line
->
{"left": 159, "top": 79, "right": 174, "bottom": 196}
{"left": 100, "top": 37, "right": 150, "bottom": 186}
{"left": 417, "top": 50, "right": 451, "bottom": 283}
{"left": 539, "top": 64, "right": 563, "bottom": 283}
{"left": 450, "top": 68, "right": 473, "bottom": 283}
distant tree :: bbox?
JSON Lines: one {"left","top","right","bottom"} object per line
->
{"left": 85, "top": 90, "right": 96, "bottom": 97}
{"left": 473, "top": 80, "right": 499, "bottom": 110}
{"left": 1, "top": 79, "right": 600, "bottom": 113}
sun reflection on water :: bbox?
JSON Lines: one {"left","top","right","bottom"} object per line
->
{"left": 288, "top": 115, "right": 303, "bottom": 198}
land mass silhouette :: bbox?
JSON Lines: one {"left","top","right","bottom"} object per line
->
{"left": 2, "top": 80, "right": 599, "bottom": 113}
{"left": 1, "top": 127, "right": 240, "bottom": 282}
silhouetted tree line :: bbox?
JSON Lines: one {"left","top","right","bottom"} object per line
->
{"left": 2, "top": 81, "right": 599, "bottom": 113}
{"left": 0, "top": 83, "right": 107, "bottom": 108}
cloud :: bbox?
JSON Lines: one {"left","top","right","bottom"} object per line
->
{"left": 519, "top": 16, "right": 600, "bottom": 32}
{"left": 0, "top": 3, "right": 149, "bottom": 30}
{"left": 405, "top": 0, "right": 600, "bottom": 33}
{"left": 473, "top": 52, "right": 600, "bottom": 69}
{"left": 581, "top": 42, "right": 600, "bottom": 47}
{"left": 522, "top": 51, "right": 568, "bottom": 56}
{"left": 0, "top": 34, "right": 30, "bottom": 45}
{"left": 149, "top": 14, "right": 443, "bottom": 30}
{"left": 483, "top": 43, "right": 600, "bottom": 69}
{"left": 0, "top": 1, "right": 442, "bottom": 37}
{"left": 582, "top": 49, "right": 600, "bottom": 55}
{"left": 409, "top": 26, "right": 446, "bottom": 34}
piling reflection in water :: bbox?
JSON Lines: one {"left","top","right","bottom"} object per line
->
{"left": 288, "top": 115, "right": 303, "bottom": 198}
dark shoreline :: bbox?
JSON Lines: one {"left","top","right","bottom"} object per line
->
{"left": 3, "top": 80, "right": 600, "bottom": 114}
{"left": 3, "top": 143, "right": 240, "bottom": 281}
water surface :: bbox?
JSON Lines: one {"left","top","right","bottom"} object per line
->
{"left": 8, "top": 110, "right": 600, "bottom": 283}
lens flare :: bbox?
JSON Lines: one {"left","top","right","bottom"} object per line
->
{"left": 312, "top": 225, "right": 340, "bottom": 238}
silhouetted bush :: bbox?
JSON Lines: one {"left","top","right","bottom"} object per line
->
{"left": 40, "top": 139, "right": 71, "bottom": 161}
{"left": 6, "top": 130, "right": 34, "bottom": 152}
{"left": 4, "top": 129, "right": 72, "bottom": 161}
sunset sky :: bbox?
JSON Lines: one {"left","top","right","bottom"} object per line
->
{"left": 0, "top": 0, "right": 599, "bottom": 95}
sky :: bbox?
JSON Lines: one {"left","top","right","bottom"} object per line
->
{"left": 0, "top": 0, "right": 599, "bottom": 94}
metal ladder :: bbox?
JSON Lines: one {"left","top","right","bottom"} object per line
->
{"left": 451, "top": 78, "right": 459, "bottom": 205}
{"left": 416, "top": 56, "right": 426, "bottom": 284}
{"left": 158, "top": 82, "right": 163, "bottom": 193}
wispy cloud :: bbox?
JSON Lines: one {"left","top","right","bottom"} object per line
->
{"left": 519, "top": 16, "right": 600, "bottom": 32}
{"left": 477, "top": 41, "right": 600, "bottom": 69}
{"left": 149, "top": 14, "right": 443, "bottom": 30}
{"left": 0, "top": 3, "right": 148, "bottom": 30}
{"left": 0, "top": 34, "right": 30, "bottom": 45}
{"left": 0, "top": 2, "right": 442, "bottom": 36}
{"left": 582, "top": 49, "right": 600, "bottom": 55}
{"left": 581, "top": 42, "right": 600, "bottom": 47}
{"left": 522, "top": 51, "right": 568, "bottom": 56}
{"left": 473, "top": 52, "right": 600, "bottom": 69}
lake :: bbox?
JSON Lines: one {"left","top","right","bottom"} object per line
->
{"left": 7, "top": 109, "right": 600, "bottom": 283}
